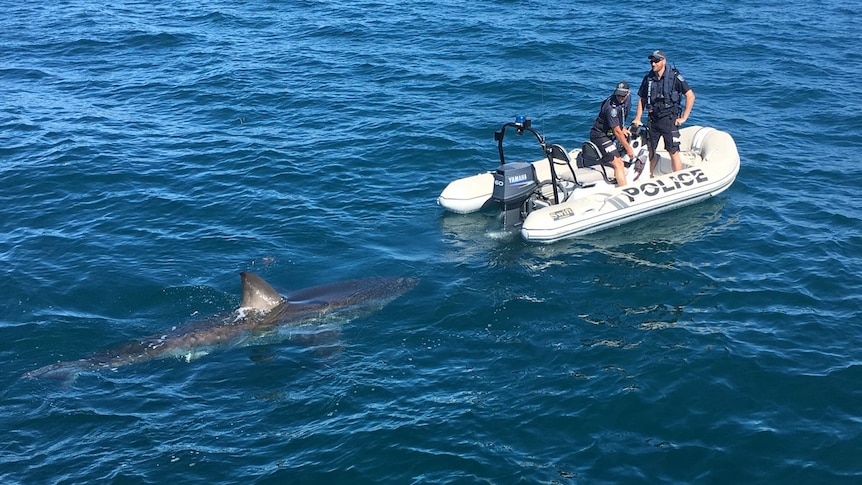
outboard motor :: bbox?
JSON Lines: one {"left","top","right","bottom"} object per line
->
{"left": 492, "top": 161, "right": 538, "bottom": 228}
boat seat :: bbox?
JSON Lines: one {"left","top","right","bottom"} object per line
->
{"left": 575, "top": 165, "right": 614, "bottom": 185}
{"left": 548, "top": 144, "right": 570, "bottom": 164}
{"left": 548, "top": 144, "right": 589, "bottom": 188}
{"left": 548, "top": 143, "right": 619, "bottom": 188}
{"left": 577, "top": 141, "right": 615, "bottom": 184}
{"left": 577, "top": 141, "right": 602, "bottom": 168}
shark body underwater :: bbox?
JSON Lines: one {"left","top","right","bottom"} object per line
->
{"left": 23, "top": 272, "right": 418, "bottom": 380}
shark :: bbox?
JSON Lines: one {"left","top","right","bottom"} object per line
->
{"left": 22, "top": 272, "right": 418, "bottom": 380}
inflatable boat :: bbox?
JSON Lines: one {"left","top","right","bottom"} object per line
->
{"left": 437, "top": 116, "right": 740, "bottom": 243}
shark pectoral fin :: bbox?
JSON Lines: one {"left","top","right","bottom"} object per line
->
{"left": 239, "top": 272, "right": 285, "bottom": 312}
{"left": 182, "top": 350, "right": 211, "bottom": 363}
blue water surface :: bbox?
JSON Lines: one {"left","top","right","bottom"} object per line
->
{"left": 2, "top": 0, "right": 862, "bottom": 483}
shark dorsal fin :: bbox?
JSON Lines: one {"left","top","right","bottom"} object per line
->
{"left": 239, "top": 272, "right": 284, "bottom": 312}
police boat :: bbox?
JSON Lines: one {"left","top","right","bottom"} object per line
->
{"left": 436, "top": 116, "right": 740, "bottom": 243}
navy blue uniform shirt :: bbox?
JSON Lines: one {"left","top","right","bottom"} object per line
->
{"left": 592, "top": 95, "right": 631, "bottom": 138}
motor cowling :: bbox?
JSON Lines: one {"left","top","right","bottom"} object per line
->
{"left": 492, "top": 162, "right": 538, "bottom": 228}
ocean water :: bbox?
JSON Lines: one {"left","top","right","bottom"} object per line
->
{"left": 2, "top": 0, "right": 862, "bottom": 482}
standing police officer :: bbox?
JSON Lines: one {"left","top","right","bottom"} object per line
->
{"left": 590, "top": 81, "right": 636, "bottom": 187}
{"left": 632, "top": 50, "right": 695, "bottom": 177}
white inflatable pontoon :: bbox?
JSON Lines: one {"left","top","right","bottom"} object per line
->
{"left": 437, "top": 117, "right": 740, "bottom": 243}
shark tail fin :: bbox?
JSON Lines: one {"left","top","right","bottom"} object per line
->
{"left": 21, "top": 359, "right": 88, "bottom": 384}
{"left": 239, "top": 272, "right": 284, "bottom": 312}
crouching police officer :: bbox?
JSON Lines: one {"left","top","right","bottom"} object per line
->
{"left": 632, "top": 50, "right": 695, "bottom": 177}
{"left": 589, "top": 81, "right": 636, "bottom": 187}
